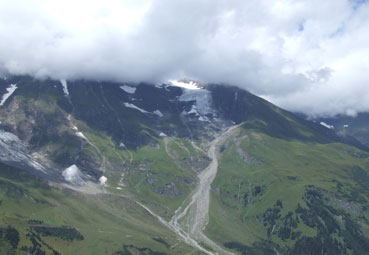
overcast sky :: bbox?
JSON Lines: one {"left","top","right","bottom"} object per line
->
{"left": 0, "top": 0, "right": 368, "bottom": 117}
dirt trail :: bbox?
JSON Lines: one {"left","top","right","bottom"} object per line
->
{"left": 167, "top": 125, "right": 240, "bottom": 255}
{"left": 191, "top": 141, "right": 207, "bottom": 154}
{"left": 133, "top": 125, "right": 240, "bottom": 254}
{"left": 63, "top": 123, "right": 240, "bottom": 253}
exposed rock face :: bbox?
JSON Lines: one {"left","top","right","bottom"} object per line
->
{"left": 0, "top": 130, "right": 44, "bottom": 169}
{"left": 0, "top": 129, "right": 62, "bottom": 181}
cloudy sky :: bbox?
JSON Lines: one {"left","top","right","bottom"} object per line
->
{"left": 0, "top": 0, "right": 368, "bottom": 117}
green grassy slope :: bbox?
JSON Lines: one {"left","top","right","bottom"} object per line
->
{"left": 207, "top": 126, "right": 369, "bottom": 254}
{"left": 209, "top": 85, "right": 368, "bottom": 152}
{"left": 0, "top": 77, "right": 211, "bottom": 254}
{"left": 0, "top": 163, "right": 202, "bottom": 255}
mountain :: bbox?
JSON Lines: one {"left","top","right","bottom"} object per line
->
{"left": 1, "top": 76, "right": 369, "bottom": 255}
{"left": 316, "top": 113, "right": 369, "bottom": 148}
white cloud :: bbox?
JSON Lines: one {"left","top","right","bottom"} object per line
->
{"left": 0, "top": 0, "right": 368, "bottom": 116}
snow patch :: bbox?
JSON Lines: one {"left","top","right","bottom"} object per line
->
{"left": 116, "top": 187, "right": 122, "bottom": 190}
{"left": 153, "top": 110, "right": 163, "bottom": 117}
{"left": 0, "top": 84, "right": 17, "bottom": 106}
{"left": 198, "top": 116, "right": 208, "bottom": 122}
{"left": 99, "top": 176, "right": 107, "bottom": 185}
{"left": 62, "top": 165, "right": 85, "bottom": 185}
{"left": 123, "top": 103, "right": 164, "bottom": 118}
{"left": 76, "top": 132, "right": 87, "bottom": 140}
{"left": 60, "top": 79, "right": 69, "bottom": 96}
{"left": 170, "top": 80, "right": 200, "bottom": 90}
{"left": 343, "top": 124, "right": 349, "bottom": 128}
{"left": 120, "top": 85, "right": 136, "bottom": 94}
{"left": 159, "top": 132, "right": 167, "bottom": 137}
{"left": 320, "top": 122, "right": 334, "bottom": 129}
{"left": 123, "top": 103, "right": 149, "bottom": 114}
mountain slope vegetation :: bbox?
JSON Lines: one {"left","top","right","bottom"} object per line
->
{"left": 0, "top": 76, "right": 369, "bottom": 254}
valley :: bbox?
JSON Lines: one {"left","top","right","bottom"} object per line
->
{"left": 0, "top": 1, "right": 368, "bottom": 254}
{"left": 0, "top": 77, "right": 369, "bottom": 254}
{"left": 168, "top": 124, "right": 240, "bottom": 255}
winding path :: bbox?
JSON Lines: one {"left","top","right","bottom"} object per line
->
{"left": 171, "top": 125, "right": 239, "bottom": 255}
{"left": 142, "top": 125, "right": 240, "bottom": 255}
